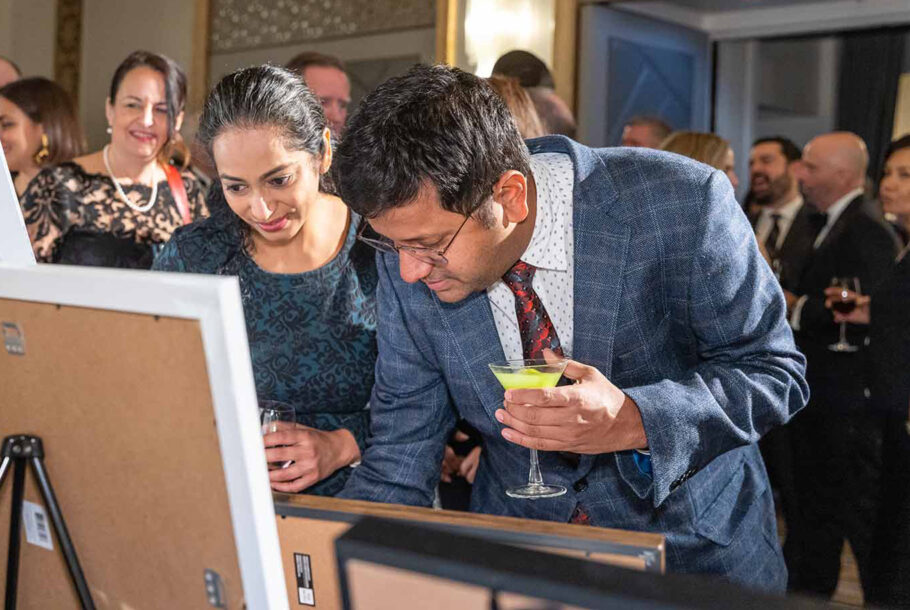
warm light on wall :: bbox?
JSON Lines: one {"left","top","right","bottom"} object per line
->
{"left": 462, "top": 0, "right": 555, "bottom": 76}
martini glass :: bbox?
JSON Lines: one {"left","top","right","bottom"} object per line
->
{"left": 488, "top": 358, "right": 568, "bottom": 499}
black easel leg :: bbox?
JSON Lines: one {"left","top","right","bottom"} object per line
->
{"left": 5, "top": 460, "right": 26, "bottom": 610}
{"left": 30, "top": 458, "right": 94, "bottom": 610}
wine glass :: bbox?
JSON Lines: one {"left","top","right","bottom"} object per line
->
{"left": 488, "top": 358, "right": 569, "bottom": 499}
{"left": 259, "top": 399, "right": 295, "bottom": 469}
{"left": 828, "top": 277, "right": 861, "bottom": 353}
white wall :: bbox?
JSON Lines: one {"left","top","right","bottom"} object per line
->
{"left": 754, "top": 37, "right": 839, "bottom": 148}
{"left": 714, "top": 40, "right": 758, "bottom": 201}
{"left": 0, "top": 0, "right": 56, "bottom": 78}
{"left": 79, "top": 0, "right": 197, "bottom": 150}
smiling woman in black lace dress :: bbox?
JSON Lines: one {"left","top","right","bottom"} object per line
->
{"left": 20, "top": 50, "right": 207, "bottom": 268}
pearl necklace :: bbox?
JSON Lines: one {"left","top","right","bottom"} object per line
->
{"left": 103, "top": 145, "right": 160, "bottom": 213}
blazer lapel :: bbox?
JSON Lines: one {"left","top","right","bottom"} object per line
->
{"left": 434, "top": 291, "right": 507, "bottom": 422}
{"left": 815, "top": 196, "right": 864, "bottom": 255}
{"left": 571, "top": 170, "right": 629, "bottom": 380}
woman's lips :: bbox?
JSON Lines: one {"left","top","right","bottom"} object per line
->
{"left": 129, "top": 130, "right": 156, "bottom": 143}
{"left": 257, "top": 216, "right": 289, "bottom": 232}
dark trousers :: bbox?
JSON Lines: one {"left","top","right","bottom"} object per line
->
{"left": 783, "top": 407, "right": 883, "bottom": 598}
{"left": 759, "top": 425, "right": 799, "bottom": 536}
{"left": 866, "top": 413, "right": 910, "bottom": 608}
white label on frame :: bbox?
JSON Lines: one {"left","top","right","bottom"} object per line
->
{"left": 23, "top": 500, "right": 54, "bottom": 550}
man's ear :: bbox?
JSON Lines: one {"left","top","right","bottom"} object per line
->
{"left": 492, "top": 170, "right": 529, "bottom": 224}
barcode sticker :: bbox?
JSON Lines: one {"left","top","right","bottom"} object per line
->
{"left": 294, "top": 553, "right": 315, "bottom": 606}
{"left": 23, "top": 501, "right": 53, "bottom": 550}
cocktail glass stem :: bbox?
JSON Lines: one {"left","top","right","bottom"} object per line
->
{"left": 528, "top": 449, "right": 544, "bottom": 487}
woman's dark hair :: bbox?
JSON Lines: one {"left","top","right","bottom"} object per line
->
{"left": 197, "top": 64, "right": 327, "bottom": 163}
{"left": 333, "top": 64, "right": 530, "bottom": 226}
{"left": 197, "top": 65, "right": 330, "bottom": 246}
{"left": 882, "top": 134, "right": 910, "bottom": 171}
{"left": 0, "top": 77, "right": 85, "bottom": 166}
{"left": 109, "top": 50, "right": 187, "bottom": 165}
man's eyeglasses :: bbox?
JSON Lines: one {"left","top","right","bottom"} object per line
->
{"left": 356, "top": 214, "right": 471, "bottom": 266}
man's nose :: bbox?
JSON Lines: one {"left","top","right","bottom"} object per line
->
{"left": 398, "top": 252, "right": 433, "bottom": 284}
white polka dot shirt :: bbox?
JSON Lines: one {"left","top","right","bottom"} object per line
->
{"left": 487, "top": 153, "right": 575, "bottom": 360}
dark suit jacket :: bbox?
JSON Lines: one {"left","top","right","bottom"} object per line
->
{"left": 794, "top": 195, "right": 901, "bottom": 412}
{"left": 751, "top": 203, "right": 822, "bottom": 291}
{"left": 868, "top": 253, "right": 910, "bottom": 414}
{"left": 342, "top": 136, "right": 810, "bottom": 591}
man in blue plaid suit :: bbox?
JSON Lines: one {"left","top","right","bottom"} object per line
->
{"left": 334, "top": 65, "right": 808, "bottom": 592}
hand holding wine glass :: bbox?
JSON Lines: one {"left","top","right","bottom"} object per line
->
{"left": 827, "top": 277, "right": 862, "bottom": 352}
{"left": 824, "top": 285, "right": 871, "bottom": 325}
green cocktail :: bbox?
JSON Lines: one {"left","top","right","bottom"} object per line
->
{"left": 488, "top": 359, "right": 568, "bottom": 499}
{"left": 492, "top": 369, "right": 563, "bottom": 390}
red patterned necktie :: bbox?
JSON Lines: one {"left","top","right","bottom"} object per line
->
{"left": 501, "top": 260, "right": 564, "bottom": 360}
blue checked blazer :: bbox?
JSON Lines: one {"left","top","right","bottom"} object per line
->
{"left": 340, "top": 136, "right": 809, "bottom": 592}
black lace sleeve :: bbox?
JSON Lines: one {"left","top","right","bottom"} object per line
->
{"left": 181, "top": 171, "right": 209, "bottom": 220}
{"left": 20, "top": 166, "right": 75, "bottom": 262}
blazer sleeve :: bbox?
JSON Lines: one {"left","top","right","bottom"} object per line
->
{"left": 338, "top": 255, "right": 457, "bottom": 506}
{"left": 623, "top": 171, "right": 810, "bottom": 507}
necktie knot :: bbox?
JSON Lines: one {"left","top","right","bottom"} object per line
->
{"left": 502, "top": 260, "right": 535, "bottom": 294}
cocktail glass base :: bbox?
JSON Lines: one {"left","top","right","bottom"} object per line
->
{"left": 505, "top": 483, "right": 567, "bottom": 499}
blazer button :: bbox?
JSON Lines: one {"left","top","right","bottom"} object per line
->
{"left": 573, "top": 477, "right": 588, "bottom": 493}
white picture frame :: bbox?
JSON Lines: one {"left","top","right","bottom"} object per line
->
{"left": 0, "top": 263, "right": 288, "bottom": 609}
{"left": 0, "top": 148, "right": 36, "bottom": 265}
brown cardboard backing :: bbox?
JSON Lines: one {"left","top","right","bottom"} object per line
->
{"left": 345, "top": 562, "right": 590, "bottom": 610}
{"left": 0, "top": 298, "right": 245, "bottom": 609}
{"left": 275, "top": 494, "right": 665, "bottom": 609}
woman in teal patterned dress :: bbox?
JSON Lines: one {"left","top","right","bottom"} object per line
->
{"left": 154, "top": 66, "right": 376, "bottom": 496}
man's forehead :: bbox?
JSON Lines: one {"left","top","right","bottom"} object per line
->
{"left": 369, "top": 186, "right": 459, "bottom": 238}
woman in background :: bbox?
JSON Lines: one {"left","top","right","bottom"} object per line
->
{"left": 825, "top": 134, "right": 910, "bottom": 607}
{"left": 154, "top": 66, "right": 376, "bottom": 496}
{"left": 21, "top": 50, "right": 206, "bottom": 268}
{"left": 0, "top": 77, "right": 84, "bottom": 195}
{"left": 660, "top": 130, "right": 739, "bottom": 190}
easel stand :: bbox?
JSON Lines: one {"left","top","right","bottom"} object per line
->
{"left": 0, "top": 435, "right": 94, "bottom": 609}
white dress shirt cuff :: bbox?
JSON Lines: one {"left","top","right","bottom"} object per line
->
{"left": 790, "top": 295, "right": 809, "bottom": 331}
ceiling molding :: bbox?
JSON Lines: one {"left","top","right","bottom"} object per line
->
{"left": 611, "top": 0, "right": 910, "bottom": 39}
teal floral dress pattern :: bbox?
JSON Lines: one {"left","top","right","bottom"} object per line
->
{"left": 153, "top": 212, "right": 377, "bottom": 496}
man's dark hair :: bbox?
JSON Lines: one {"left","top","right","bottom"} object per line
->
{"left": 492, "top": 50, "right": 554, "bottom": 89}
{"left": 333, "top": 64, "right": 530, "bottom": 225}
{"left": 0, "top": 55, "right": 21, "bottom": 77}
{"left": 752, "top": 136, "right": 801, "bottom": 163}
{"left": 285, "top": 51, "right": 346, "bottom": 75}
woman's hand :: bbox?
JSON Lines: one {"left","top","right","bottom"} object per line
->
{"left": 263, "top": 425, "right": 360, "bottom": 493}
{"left": 459, "top": 446, "right": 482, "bottom": 484}
{"left": 823, "top": 287, "right": 871, "bottom": 325}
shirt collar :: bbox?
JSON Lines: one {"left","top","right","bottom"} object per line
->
{"left": 520, "top": 155, "right": 568, "bottom": 272}
{"left": 760, "top": 195, "right": 803, "bottom": 222}
{"left": 823, "top": 187, "right": 864, "bottom": 228}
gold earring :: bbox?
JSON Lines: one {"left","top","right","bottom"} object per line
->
{"left": 33, "top": 134, "right": 50, "bottom": 165}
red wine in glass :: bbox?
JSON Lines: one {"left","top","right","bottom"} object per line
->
{"left": 831, "top": 299, "right": 857, "bottom": 314}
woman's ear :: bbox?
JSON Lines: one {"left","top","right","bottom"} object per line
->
{"left": 319, "top": 127, "right": 333, "bottom": 174}
{"left": 104, "top": 98, "right": 114, "bottom": 133}
{"left": 174, "top": 110, "right": 185, "bottom": 133}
